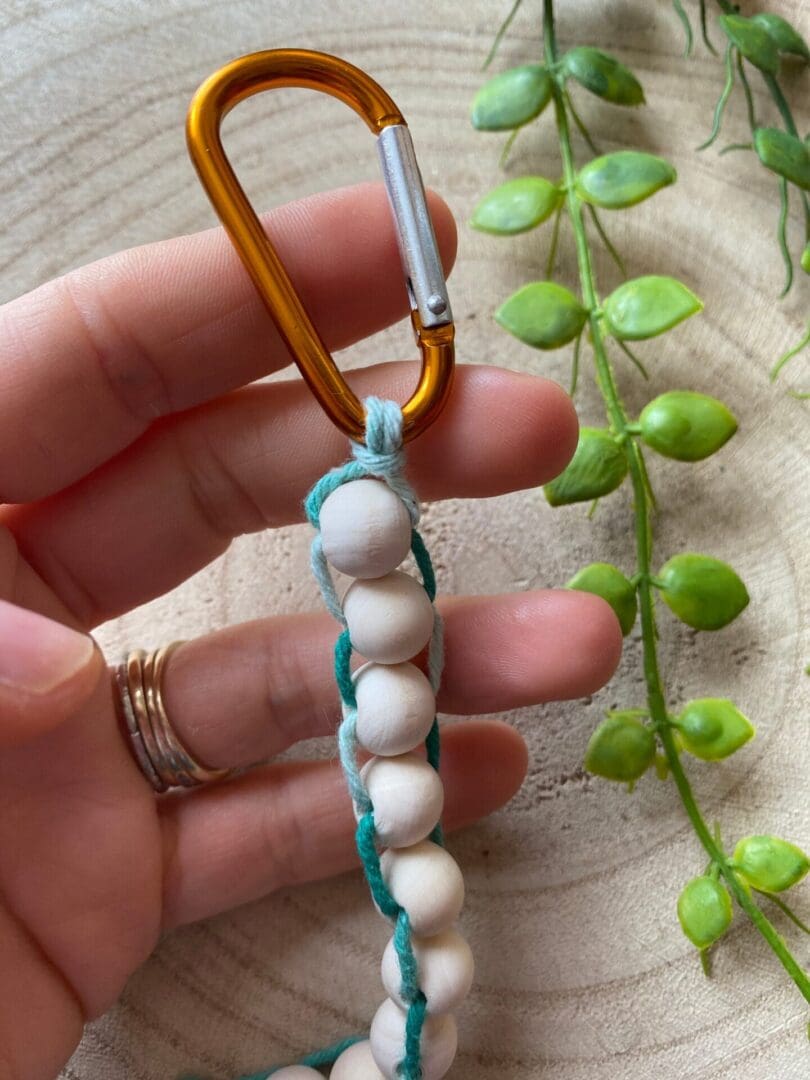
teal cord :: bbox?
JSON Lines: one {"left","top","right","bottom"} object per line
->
{"left": 308, "top": 399, "right": 447, "bottom": 1080}
{"left": 183, "top": 399, "right": 444, "bottom": 1080}
{"left": 185, "top": 400, "right": 445, "bottom": 1080}
{"left": 306, "top": 398, "right": 445, "bottom": 1078}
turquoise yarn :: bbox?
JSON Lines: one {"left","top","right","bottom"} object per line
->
{"left": 306, "top": 397, "right": 446, "bottom": 1079}
{"left": 185, "top": 399, "right": 444, "bottom": 1080}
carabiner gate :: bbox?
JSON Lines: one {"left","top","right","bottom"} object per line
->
{"left": 186, "top": 49, "right": 455, "bottom": 443}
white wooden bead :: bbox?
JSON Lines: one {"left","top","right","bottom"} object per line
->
{"left": 352, "top": 661, "right": 436, "bottom": 756}
{"left": 381, "top": 928, "right": 474, "bottom": 1015}
{"left": 358, "top": 753, "right": 444, "bottom": 847}
{"left": 319, "top": 478, "right": 411, "bottom": 578}
{"left": 369, "top": 998, "right": 458, "bottom": 1080}
{"left": 380, "top": 840, "right": 464, "bottom": 936}
{"left": 343, "top": 571, "right": 434, "bottom": 664}
{"left": 270, "top": 1068, "right": 323, "bottom": 1079}
{"left": 330, "top": 1039, "right": 386, "bottom": 1079}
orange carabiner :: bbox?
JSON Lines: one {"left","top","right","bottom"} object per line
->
{"left": 186, "top": 49, "right": 455, "bottom": 443}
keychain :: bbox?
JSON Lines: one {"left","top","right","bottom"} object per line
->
{"left": 187, "top": 50, "right": 468, "bottom": 1079}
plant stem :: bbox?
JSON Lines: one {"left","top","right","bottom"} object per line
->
{"left": 712, "top": 0, "right": 810, "bottom": 242}
{"left": 772, "top": 323, "right": 810, "bottom": 381}
{"left": 484, "top": 0, "right": 525, "bottom": 70}
{"left": 762, "top": 73, "right": 798, "bottom": 139}
{"left": 711, "top": 0, "right": 795, "bottom": 134}
{"left": 543, "top": 0, "right": 810, "bottom": 1004}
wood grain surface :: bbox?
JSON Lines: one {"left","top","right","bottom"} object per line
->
{"left": 2, "top": 1, "right": 809, "bottom": 1077}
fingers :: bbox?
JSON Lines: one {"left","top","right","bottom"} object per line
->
{"left": 159, "top": 720, "right": 528, "bottom": 928}
{"left": 0, "top": 183, "right": 456, "bottom": 503}
{"left": 0, "top": 668, "right": 163, "bottom": 1021}
{"left": 0, "top": 902, "right": 85, "bottom": 1080}
{"left": 157, "top": 589, "right": 621, "bottom": 771}
{"left": 7, "top": 364, "right": 578, "bottom": 626}
{"left": 0, "top": 597, "right": 103, "bottom": 748}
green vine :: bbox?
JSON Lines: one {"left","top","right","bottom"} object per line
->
{"left": 676, "top": 1, "right": 810, "bottom": 384}
{"left": 471, "top": 0, "right": 810, "bottom": 1015}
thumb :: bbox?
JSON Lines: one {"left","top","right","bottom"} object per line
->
{"left": 0, "top": 598, "right": 103, "bottom": 748}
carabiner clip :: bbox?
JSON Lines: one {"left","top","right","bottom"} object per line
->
{"left": 186, "top": 49, "right": 455, "bottom": 443}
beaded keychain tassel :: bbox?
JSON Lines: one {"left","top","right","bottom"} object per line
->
{"left": 185, "top": 48, "right": 466, "bottom": 1080}
{"left": 224, "top": 403, "right": 470, "bottom": 1080}
{"left": 297, "top": 397, "right": 470, "bottom": 1079}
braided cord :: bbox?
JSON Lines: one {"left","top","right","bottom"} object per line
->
{"left": 306, "top": 398, "right": 445, "bottom": 1078}
{"left": 183, "top": 399, "right": 443, "bottom": 1080}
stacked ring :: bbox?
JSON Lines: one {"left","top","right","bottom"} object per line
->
{"left": 113, "top": 642, "right": 232, "bottom": 793}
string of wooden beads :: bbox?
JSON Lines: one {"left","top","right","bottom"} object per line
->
{"left": 285, "top": 398, "right": 472, "bottom": 1080}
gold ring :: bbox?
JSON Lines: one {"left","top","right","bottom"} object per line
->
{"left": 113, "top": 642, "right": 232, "bottom": 793}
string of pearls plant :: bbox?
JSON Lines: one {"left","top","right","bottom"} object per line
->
{"left": 674, "top": 0, "right": 809, "bottom": 387}
{"left": 471, "top": 0, "right": 810, "bottom": 1017}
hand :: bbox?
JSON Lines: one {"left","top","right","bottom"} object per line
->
{"left": 0, "top": 183, "right": 622, "bottom": 1079}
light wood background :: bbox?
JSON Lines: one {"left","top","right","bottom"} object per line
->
{"left": 2, "top": 1, "right": 809, "bottom": 1077}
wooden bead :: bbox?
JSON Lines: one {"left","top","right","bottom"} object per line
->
{"left": 380, "top": 841, "right": 464, "bottom": 936}
{"left": 358, "top": 753, "right": 444, "bottom": 847}
{"left": 269, "top": 1068, "right": 323, "bottom": 1078}
{"left": 369, "top": 998, "right": 458, "bottom": 1080}
{"left": 330, "top": 1039, "right": 386, "bottom": 1079}
{"left": 343, "top": 571, "right": 434, "bottom": 664}
{"left": 381, "top": 928, "right": 474, "bottom": 1015}
{"left": 319, "top": 479, "right": 411, "bottom": 578}
{"left": 352, "top": 661, "right": 436, "bottom": 756}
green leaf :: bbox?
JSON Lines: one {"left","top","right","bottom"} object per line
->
{"left": 544, "top": 428, "right": 628, "bottom": 506}
{"left": 677, "top": 876, "right": 733, "bottom": 949}
{"left": 754, "top": 127, "right": 810, "bottom": 191}
{"left": 471, "top": 65, "right": 553, "bottom": 131}
{"left": 675, "top": 698, "right": 755, "bottom": 760}
{"left": 734, "top": 836, "right": 810, "bottom": 893}
{"left": 495, "top": 281, "right": 587, "bottom": 350}
{"left": 802, "top": 242, "right": 810, "bottom": 275}
{"left": 566, "top": 562, "right": 637, "bottom": 635}
{"left": 575, "top": 151, "right": 676, "bottom": 209}
{"left": 471, "top": 177, "right": 561, "bottom": 235}
{"left": 638, "top": 391, "right": 737, "bottom": 461}
{"left": 603, "top": 275, "right": 703, "bottom": 341}
{"left": 562, "top": 47, "right": 645, "bottom": 106}
{"left": 718, "top": 14, "right": 780, "bottom": 74}
{"left": 750, "top": 13, "right": 810, "bottom": 61}
{"left": 585, "top": 713, "right": 656, "bottom": 782}
{"left": 656, "top": 553, "right": 749, "bottom": 631}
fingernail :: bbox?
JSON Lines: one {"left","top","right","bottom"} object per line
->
{"left": 0, "top": 599, "right": 96, "bottom": 695}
